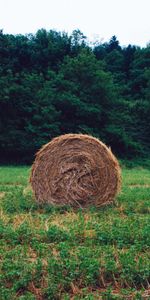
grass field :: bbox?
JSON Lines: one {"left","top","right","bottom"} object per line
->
{"left": 0, "top": 166, "right": 150, "bottom": 300}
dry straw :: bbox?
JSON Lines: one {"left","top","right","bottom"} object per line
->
{"left": 30, "top": 134, "right": 121, "bottom": 208}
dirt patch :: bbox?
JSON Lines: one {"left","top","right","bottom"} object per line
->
{"left": 0, "top": 192, "right": 5, "bottom": 199}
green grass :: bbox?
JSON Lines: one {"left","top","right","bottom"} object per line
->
{"left": 0, "top": 166, "right": 150, "bottom": 300}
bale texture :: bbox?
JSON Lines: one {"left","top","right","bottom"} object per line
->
{"left": 30, "top": 134, "right": 121, "bottom": 208}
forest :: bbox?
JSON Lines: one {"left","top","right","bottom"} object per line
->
{"left": 0, "top": 28, "right": 150, "bottom": 163}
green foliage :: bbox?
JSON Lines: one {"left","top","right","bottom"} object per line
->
{"left": 0, "top": 30, "right": 150, "bottom": 163}
{"left": 46, "top": 226, "right": 70, "bottom": 242}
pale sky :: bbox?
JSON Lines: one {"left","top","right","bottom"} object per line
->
{"left": 0, "top": 0, "right": 150, "bottom": 47}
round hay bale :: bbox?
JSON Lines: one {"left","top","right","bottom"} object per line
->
{"left": 30, "top": 134, "right": 121, "bottom": 208}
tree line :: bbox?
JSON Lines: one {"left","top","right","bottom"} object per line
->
{"left": 0, "top": 29, "right": 150, "bottom": 163}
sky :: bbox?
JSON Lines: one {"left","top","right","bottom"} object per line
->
{"left": 0, "top": 0, "right": 150, "bottom": 47}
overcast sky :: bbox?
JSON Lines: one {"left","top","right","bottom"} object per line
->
{"left": 0, "top": 0, "right": 149, "bottom": 47}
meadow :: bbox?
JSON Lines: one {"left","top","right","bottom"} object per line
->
{"left": 0, "top": 166, "right": 150, "bottom": 300}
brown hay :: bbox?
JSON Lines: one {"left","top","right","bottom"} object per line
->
{"left": 30, "top": 134, "right": 121, "bottom": 208}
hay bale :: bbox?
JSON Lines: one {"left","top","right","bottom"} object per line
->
{"left": 30, "top": 134, "right": 121, "bottom": 208}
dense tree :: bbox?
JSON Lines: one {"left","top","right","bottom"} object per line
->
{"left": 51, "top": 50, "right": 116, "bottom": 136}
{"left": 0, "top": 29, "right": 150, "bottom": 163}
{"left": 0, "top": 71, "right": 61, "bottom": 162}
